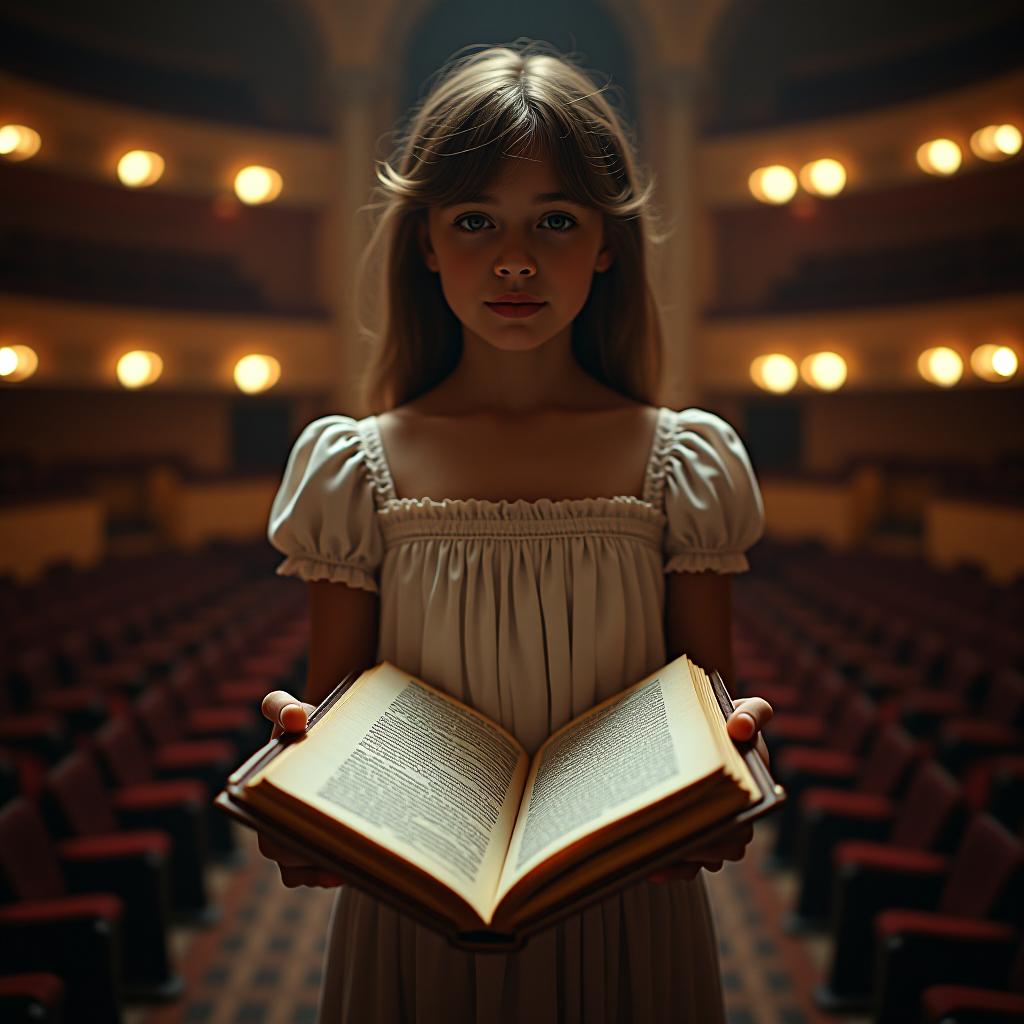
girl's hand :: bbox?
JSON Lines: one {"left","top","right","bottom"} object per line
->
{"left": 256, "top": 690, "right": 346, "bottom": 888}
{"left": 648, "top": 696, "right": 773, "bottom": 884}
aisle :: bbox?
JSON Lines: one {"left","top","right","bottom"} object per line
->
{"left": 135, "top": 823, "right": 861, "bottom": 1024}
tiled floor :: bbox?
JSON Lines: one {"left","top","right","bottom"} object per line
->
{"left": 132, "top": 822, "right": 868, "bottom": 1024}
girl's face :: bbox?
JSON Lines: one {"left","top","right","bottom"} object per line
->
{"left": 417, "top": 149, "right": 614, "bottom": 353}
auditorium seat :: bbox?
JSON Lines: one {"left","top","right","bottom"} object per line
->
{"left": 104, "top": 701, "right": 239, "bottom": 860}
{"left": 0, "top": 972, "right": 65, "bottom": 1023}
{"left": 768, "top": 691, "right": 878, "bottom": 865}
{"left": 963, "top": 754, "right": 1024, "bottom": 835}
{"left": 816, "top": 813, "right": 1024, "bottom": 1014}
{"left": 0, "top": 798, "right": 124, "bottom": 1023}
{"left": 871, "top": 814, "right": 1024, "bottom": 1023}
{"left": 43, "top": 744, "right": 215, "bottom": 923}
{"left": 40, "top": 752, "right": 183, "bottom": 997}
{"left": 791, "top": 757, "right": 964, "bottom": 929}
{"left": 921, "top": 936, "right": 1024, "bottom": 1023}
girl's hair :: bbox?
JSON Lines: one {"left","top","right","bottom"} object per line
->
{"left": 355, "top": 38, "right": 669, "bottom": 414}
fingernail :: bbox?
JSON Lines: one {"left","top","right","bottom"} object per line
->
{"left": 739, "top": 712, "right": 756, "bottom": 735}
{"left": 280, "top": 703, "right": 302, "bottom": 726}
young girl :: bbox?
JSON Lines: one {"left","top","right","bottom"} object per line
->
{"left": 258, "top": 40, "right": 772, "bottom": 1023}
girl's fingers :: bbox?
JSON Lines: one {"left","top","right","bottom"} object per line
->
{"left": 648, "top": 824, "right": 754, "bottom": 881}
{"left": 278, "top": 865, "right": 346, "bottom": 888}
{"left": 728, "top": 697, "right": 773, "bottom": 768}
{"left": 727, "top": 697, "right": 773, "bottom": 741}
{"left": 258, "top": 834, "right": 345, "bottom": 887}
{"left": 261, "top": 691, "right": 317, "bottom": 736}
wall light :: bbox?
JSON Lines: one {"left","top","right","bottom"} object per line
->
{"left": 798, "top": 158, "right": 847, "bottom": 197}
{"left": 750, "top": 353, "right": 798, "bottom": 393}
{"left": 234, "top": 166, "right": 283, "bottom": 205}
{"left": 0, "top": 124, "right": 41, "bottom": 161}
{"left": 969, "top": 123, "right": 1022, "bottom": 161}
{"left": 234, "top": 354, "right": 281, "bottom": 393}
{"left": 748, "top": 165, "right": 798, "bottom": 205}
{"left": 917, "top": 346, "right": 963, "bottom": 387}
{"left": 800, "top": 351, "right": 848, "bottom": 391}
{"left": 916, "top": 139, "right": 962, "bottom": 176}
{"left": 0, "top": 343, "right": 39, "bottom": 381}
{"left": 117, "top": 150, "right": 165, "bottom": 188}
{"left": 116, "top": 350, "right": 163, "bottom": 389}
{"left": 970, "top": 343, "right": 1018, "bottom": 382}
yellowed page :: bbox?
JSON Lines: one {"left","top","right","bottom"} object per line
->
{"left": 690, "top": 663, "right": 759, "bottom": 801}
{"left": 246, "top": 661, "right": 529, "bottom": 925}
{"left": 491, "top": 654, "right": 725, "bottom": 908}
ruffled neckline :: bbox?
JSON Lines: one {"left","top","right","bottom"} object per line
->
{"left": 377, "top": 493, "right": 666, "bottom": 525}
{"left": 356, "top": 406, "right": 676, "bottom": 524}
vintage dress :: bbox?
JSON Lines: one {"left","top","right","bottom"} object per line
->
{"left": 267, "top": 405, "right": 765, "bottom": 1023}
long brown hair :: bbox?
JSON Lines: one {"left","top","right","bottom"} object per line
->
{"left": 354, "top": 39, "right": 669, "bottom": 414}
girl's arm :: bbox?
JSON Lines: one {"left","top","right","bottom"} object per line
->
{"left": 664, "top": 569, "right": 734, "bottom": 685}
{"left": 258, "top": 580, "right": 380, "bottom": 887}
{"left": 649, "top": 569, "right": 772, "bottom": 884}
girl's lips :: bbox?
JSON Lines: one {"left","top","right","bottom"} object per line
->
{"left": 485, "top": 301, "right": 546, "bottom": 318}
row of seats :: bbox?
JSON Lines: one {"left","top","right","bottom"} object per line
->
{"left": 768, "top": 230, "right": 1024, "bottom": 311}
{"left": 0, "top": 229, "right": 324, "bottom": 316}
{"left": 0, "top": 541, "right": 305, "bottom": 1022}
{"left": 734, "top": 540, "right": 1024, "bottom": 1023}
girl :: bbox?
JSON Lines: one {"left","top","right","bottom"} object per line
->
{"left": 259, "top": 40, "right": 772, "bottom": 1023}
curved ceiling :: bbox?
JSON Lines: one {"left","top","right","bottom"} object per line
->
{"left": 703, "top": 0, "right": 1024, "bottom": 135}
{"left": 0, "top": 0, "right": 330, "bottom": 134}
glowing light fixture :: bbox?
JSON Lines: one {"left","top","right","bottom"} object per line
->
{"left": 116, "top": 350, "right": 163, "bottom": 389}
{"left": 0, "top": 343, "right": 39, "bottom": 381}
{"left": 970, "top": 343, "right": 1018, "bottom": 382}
{"left": 234, "top": 165, "right": 283, "bottom": 205}
{"left": 800, "top": 351, "right": 848, "bottom": 391}
{"left": 917, "top": 346, "right": 963, "bottom": 387}
{"left": 117, "top": 150, "right": 165, "bottom": 188}
{"left": 234, "top": 354, "right": 281, "bottom": 394}
{"left": 969, "top": 123, "right": 1022, "bottom": 161}
{"left": 916, "top": 139, "right": 962, "bottom": 176}
{"left": 0, "top": 124, "right": 41, "bottom": 161}
{"left": 748, "top": 165, "right": 798, "bottom": 205}
{"left": 750, "top": 353, "right": 798, "bottom": 393}
{"left": 799, "top": 158, "right": 847, "bottom": 197}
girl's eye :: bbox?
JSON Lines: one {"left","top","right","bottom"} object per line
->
{"left": 452, "top": 212, "right": 577, "bottom": 233}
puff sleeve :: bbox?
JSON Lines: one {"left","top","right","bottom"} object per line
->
{"left": 266, "top": 416, "right": 384, "bottom": 593}
{"left": 659, "top": 408, "right": 765, "bottom": 574}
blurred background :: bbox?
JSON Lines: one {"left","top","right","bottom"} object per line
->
{"left": 0, "top": 2, "right": 1022, "bottom": 1023}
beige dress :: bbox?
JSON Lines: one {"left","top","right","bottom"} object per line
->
{"left": 267, "top": 405, "right": 765, "bottom": 1024}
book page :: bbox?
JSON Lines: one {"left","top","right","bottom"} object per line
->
{"left": 493, "top": 656, "right": 725, "bottom": 905}
{"left": 248, "top": 662, "right": 528, "bottom": 922}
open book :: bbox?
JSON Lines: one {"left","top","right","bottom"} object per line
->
{"left": 217, "top": 655, "right": 784, "bottom": 951}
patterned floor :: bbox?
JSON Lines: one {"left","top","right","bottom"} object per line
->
{"left": 133, "top": 823, "right": 865, "bottom": 1024}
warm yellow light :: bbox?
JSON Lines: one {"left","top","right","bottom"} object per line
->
{"left": 994, "top": 124, "right": 1022, "bottom": 156}
{"left": 0, "top": 344, "right": 39, "bottom": 381}
{"left": 916, "top": 138, "right": 962, "bottom": 176}
{"left": 117, "top": 150, "right": 165, "bottom": 188}
{"left": 234, "top": 354, "right": 281, "bottom": 394}
{"left": 799, "top": 158, "right": 847, "bottom": 197}
{"left": 748, "top": 165, "right": 798, "bottom": 205}
{"left": 116, "top": 350, "right": 163, "bottom": 389}
{"left": 917, "top": 346, "right": 963, "bottom": 387}
{"left": 970, "top": 343, "right": 1018, "bottom": 381}
{"left": 971, "top": 123, "right": 1022, "bottom": 161}
{"left": 800, "top": 351, "right": 848, "bottom": 391}
{"left": 750, "top": 353, "right": 798, "bottom": 393}
{"left": 0, "top": 124, "right": 42, "bottom": 161}
{"left": 234, "top": 166, "right": 283, "bottom": 205}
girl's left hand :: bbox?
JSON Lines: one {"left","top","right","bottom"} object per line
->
{"left": 648, "top": 696, "right": 773, "bottom": 884}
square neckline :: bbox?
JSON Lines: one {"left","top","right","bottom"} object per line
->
{"left": 360, "top": 405, "right": 672, "bottom": 514}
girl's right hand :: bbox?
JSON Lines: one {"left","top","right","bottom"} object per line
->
{"left": 256, "top": 690, "right": 346, "bottom": 888}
